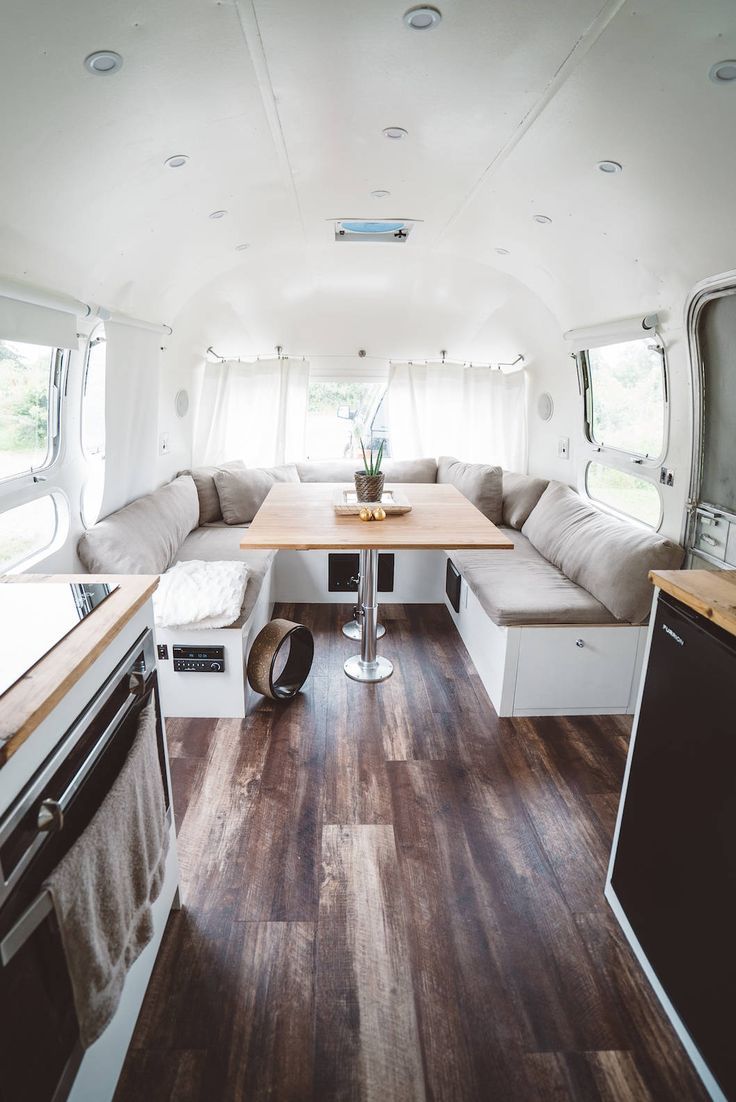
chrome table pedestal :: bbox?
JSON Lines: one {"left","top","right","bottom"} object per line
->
{"left": 342, "top": 559, "right": 385, "bottom": 641}
{"left": 344, "top": 549, "right": 393, "bottom": 683}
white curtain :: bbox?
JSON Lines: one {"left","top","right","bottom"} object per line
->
{"left": 388, "top": 361, "right": 527, "bottom": 471}
{"left": 193, "top": 358, "right": 309, "bottom": 467}
{"left": 100, "top": 320, "right": 161, "bottom": 516}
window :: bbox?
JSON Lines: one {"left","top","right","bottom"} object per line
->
{"left": 0, "top": 340, "right": 58, "bottom": 480}
{"left": 0, "top": 496, "right": 58, "bottom": 571}
{"left": 586, "top": 462, "right": 661, "bottom": 527}
{"left": 305, "top": 381, "right": 389, "bottom": 460}
{"left": 81, "top": 328, "right": 106, "bottom": 525}
{"left": 581, "top": 338, "right": 666, "bottom": 459}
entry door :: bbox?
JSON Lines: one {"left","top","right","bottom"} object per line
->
{"left": 687, "top": 278, "right": 736, "bottom": 568}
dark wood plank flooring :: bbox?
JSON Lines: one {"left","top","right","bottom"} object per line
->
{"left": 115, "top": 603, "right": 707, "bottom": 1102}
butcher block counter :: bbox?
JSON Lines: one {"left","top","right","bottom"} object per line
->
{"left": 0, "top": 573, "right": 158, "bottom": 769}
{"left": 649, "top": 567, "right": 736, "bottom": 640}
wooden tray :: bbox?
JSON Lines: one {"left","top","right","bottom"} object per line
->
{"left": 333, "top": 487, "right": 413, "bottom": 515}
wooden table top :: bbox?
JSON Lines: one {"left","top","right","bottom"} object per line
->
{"left": 0, "top": 573, "right": 159, "bottom": 765}
{"left": 651, "top": 568, "right": 736, "bottom": 639}
{"left": 240, "top": 482, "right": 514, "bottom": 551}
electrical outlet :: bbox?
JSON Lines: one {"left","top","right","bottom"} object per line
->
{"left": 659, "top": 466, "right": 674, "bottom": 486}
{"left": 159, "top": 432, "right": 170, "bottom": 456}
{"left": 157, "top": 644, "right": 169, "bottom": 660}
{"left": 558, "top": 436, "right": 570, "bottom": 459}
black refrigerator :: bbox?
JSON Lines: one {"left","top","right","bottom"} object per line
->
{"left": 608, "top": 592, "right": 736, "bottom": 1101}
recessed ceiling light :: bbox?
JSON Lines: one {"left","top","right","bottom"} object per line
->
{"left": 235, "top": 243, "right": 250, "bottom": 251}
{"left": 597, "top": 159, "right": 623, "bottom": 173}
{"left": 84, "top": 50, "right": 123, "bottom": 75}
{"left": 403, "top": 6, "right": 442, "bottom": 30}
{"left": 709, "top": 59, "right": 736, "bottom": 84}
{"left": 209, "top": 210, "right": 228, "bottom": 220}
{"left": 533, "top": 214, "right": 552, "bottom": 224}
{"left": 383, "top": 127, "right": 408, "bottom": 140}
{"left": 371, "top": 189, "right": 391, "bottom": 198}
{"left": 164, "top": 154, "right": 189, "bottom": 169}
{"left": 495, "top": 247, "right": 510, "bottom": 255}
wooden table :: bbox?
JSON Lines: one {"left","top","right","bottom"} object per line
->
{"left": 241, "top": 483, "right": 512, "bottom": 683}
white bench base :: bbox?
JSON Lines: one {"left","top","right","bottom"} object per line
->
{"left": 155, "top": 547, "right": 648, "bottom": 721}
{"left": 445, "top": 575, "right": 648, "bottom": 717}
{"left": 155, "top": 565, "right": 275, "bottom": 719}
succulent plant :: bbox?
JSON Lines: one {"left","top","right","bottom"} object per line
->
{"left": 359, "top": 436, "right": 384, "bottom": 476}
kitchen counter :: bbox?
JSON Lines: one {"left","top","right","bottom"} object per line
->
{"left": 0, "top": 574, "right": 159, "bottom": 766}
{"left": 650, "top": 568, "right": 736, "bottom": 640}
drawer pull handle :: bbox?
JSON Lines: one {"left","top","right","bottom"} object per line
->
{"left": 37, "top": 799, "right": 64, "bottom": 833}
{"left": 575, "top": 639, "right": 585, "bottom": 648}
{"left": 700, "top": 534, "right": 717, "bottom": 547}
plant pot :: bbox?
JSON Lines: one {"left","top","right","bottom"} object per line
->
{"left": 354, "top": 471, "right": 385, "bottom": 503}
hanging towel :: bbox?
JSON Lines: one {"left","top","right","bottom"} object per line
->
{"left": 153, "top": 558, "right": 249, "bottom": 629}
{"left": 44, "top": 699, "right": 170, "bottom": 1049}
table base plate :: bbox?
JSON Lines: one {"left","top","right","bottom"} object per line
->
{"left": 344, "top": 655, "right": 394, "bottom": 683}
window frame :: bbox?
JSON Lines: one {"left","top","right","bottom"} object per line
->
{"left": 578, "top": 337, "right": 669, "bottom": 465}
{"left": 304, "top": 376, "right": 389, "bottom": 462}
{"left": 584, "top": 460, "right": 663, "bottom": 530}
{"left": 0, "top": 490, "right": 67, "bottom": 572}
{"left": 80, "top": 324, "right": 106, "bottom": 461}
{"left": 0, "top": 341, "right": 65, "bottom": 489}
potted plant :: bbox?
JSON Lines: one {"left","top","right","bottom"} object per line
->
{"left": 355, "top": 438, "right": 385, "bottom": 502}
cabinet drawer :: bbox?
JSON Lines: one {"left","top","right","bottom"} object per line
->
{"left": 514, "top": 626, "right": 640, "bottom": 712}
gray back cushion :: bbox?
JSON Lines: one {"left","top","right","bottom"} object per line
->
{"left": 295, "top": 457, "right": 438, "bottom": 483}
{"left": 437, "top": 456, "right": 503, "bottom": 523}
{"left": 184, "top": 460, "right": 245, "bottom": 525}
{"left": 77, "top": 474, "right": 199, "bottom": 574}
{"left": 214, "top": 464, "right": 299, "bottom": 524}
{"left": 522, "top": 481, "right": 684, "bottom": 623}
{"left": 502, "top": 470, "right": 549, "bottom": 529}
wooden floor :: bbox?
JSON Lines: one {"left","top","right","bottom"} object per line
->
{"left": 115, "top": 603, "right": 707, "bottom": 1102}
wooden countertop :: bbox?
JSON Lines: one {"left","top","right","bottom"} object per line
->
{"left": 650, "top": 568, "right": 736, "bottom": 639}
{"left": 240, "top": 482, "right": 514, "bottom": 551}
{"left": 0, "top": 574, "right": 159, "bottom": 766}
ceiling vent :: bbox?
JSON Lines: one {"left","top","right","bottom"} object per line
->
{"left": 334, "top": 219, "right": 416, "bottom": 243}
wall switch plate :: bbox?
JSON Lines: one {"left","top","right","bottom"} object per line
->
{"left": 159, "top": 432, "right": 170, "bottom": 455}
{"left": 659, "top": 466, "right": 674, "bottom": 486}
{"left": 558, "top": 436, "right": 570, "bottom": 459}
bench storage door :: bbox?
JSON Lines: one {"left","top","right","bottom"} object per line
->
{"left": 513, "top": 626, "right": 642, "bottom": 713}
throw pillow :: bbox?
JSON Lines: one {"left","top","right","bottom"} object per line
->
{"left": 214, "top": 464, "right": 299, "bottom": 525}
{"left": 437, "top": 456, "right": 503, "bottom": 524}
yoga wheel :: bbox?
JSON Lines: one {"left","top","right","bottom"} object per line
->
{"left": 247, "top": 618, "right": 314, "bottom": 700}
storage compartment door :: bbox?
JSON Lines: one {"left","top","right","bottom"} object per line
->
{"left": 514, "top": 626, "right": 640, "bottom": 712}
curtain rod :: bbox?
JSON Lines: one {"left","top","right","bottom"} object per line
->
{"left": 0, "top": 276, "right": 172, "bottom": 335}
{"left": 206, "top": 346, "right": 525, "bottom": 370}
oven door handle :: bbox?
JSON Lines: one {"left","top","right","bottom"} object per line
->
{"left": 0, "top": 889, "right": 53, "bottom": 967}
{"left": 51, "top": 677, "right": 151, "bottom": 823}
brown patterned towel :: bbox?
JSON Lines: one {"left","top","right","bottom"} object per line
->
{"left": 45, "top": 699, "right": 170, "bottom": 1048}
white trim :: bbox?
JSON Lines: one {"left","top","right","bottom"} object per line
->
{"left": 564, "top": 313, "right": 660, "bottom": 351}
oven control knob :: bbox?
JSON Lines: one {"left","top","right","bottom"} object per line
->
{"left": 37, "top": 799, "right": 64, "bottom": 833}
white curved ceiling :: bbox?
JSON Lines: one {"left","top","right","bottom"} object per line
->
{"left": 1, "top": 0, "right": 735, "bottom": 352}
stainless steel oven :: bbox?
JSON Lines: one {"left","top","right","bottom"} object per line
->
{"left": 0, "top": 629, "right": 170, "bottom": 1102}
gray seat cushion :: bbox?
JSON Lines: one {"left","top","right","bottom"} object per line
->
{"left": 77, "top": 475, "right": 200, "bottom": 575}
{"left": 502, "top": 471, "right": 549, "bottom": 529}
{"left": 213, "top": 464, "right": 299, "bottom": 524}
{"left": 438, "top": 456, "right": 503, "bottom": 523}
{"left": 522, "top": 481, "right": 684, "bottom": 623}
{"left": 295, "top": 458, "right": 438, "bottom": 483}
{"left": 450, "top": 529, "right": 616, "bottom": 627}
{"left": 174, "top": 526, "right": 276, "bottom": 625}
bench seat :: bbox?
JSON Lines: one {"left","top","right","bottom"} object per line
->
{"left": 173, "top": 523, "right": 276, "bottom": 625}
{"left": 449, "top": 528, "right": 616, "bottom": 627}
